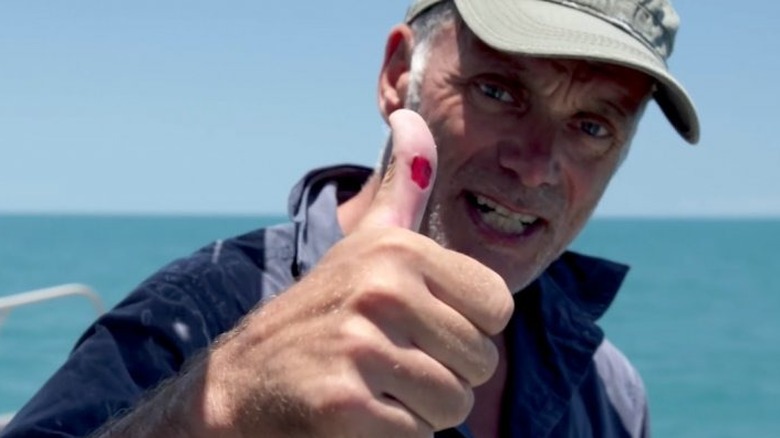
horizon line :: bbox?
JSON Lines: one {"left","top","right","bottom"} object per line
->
{"left": 1, "top": 211, "right": 779, "bottom": 221}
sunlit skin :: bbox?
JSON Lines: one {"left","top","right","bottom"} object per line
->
{"left": 401, "top": 22, "right": 655, "bottom": 294}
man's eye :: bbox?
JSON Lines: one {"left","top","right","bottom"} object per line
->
{"left": 580, "top": 120, "right": 610, "bottom": 138}
{"left": 478, "top": 83, "right": 514, "bottom": 103}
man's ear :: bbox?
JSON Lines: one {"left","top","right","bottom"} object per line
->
{"left": 378, "top": 25, "right": 415, "bottom": 122}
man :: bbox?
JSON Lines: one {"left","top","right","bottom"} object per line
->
{"left": 2, "top": 0, "right": 699, "bottom": 437}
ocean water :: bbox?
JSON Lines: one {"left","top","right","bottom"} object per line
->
{"left": 1, "top": 215, "right": 778, "bottom": 436}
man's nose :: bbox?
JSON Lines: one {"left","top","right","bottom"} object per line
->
{"left": 496, "top": 119, "right": 561, "bottom": 188}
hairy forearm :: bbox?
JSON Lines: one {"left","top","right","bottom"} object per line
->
{"left": 90, "top": 356, "right": 221, "bottom": 438}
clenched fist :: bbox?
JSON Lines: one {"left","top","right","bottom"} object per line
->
{"left": 197, "top": 109, "right": 514, "bottom": 438}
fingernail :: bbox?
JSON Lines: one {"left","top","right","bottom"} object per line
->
{"left": 411, "top": 156, "right": 432, "bottom": 190}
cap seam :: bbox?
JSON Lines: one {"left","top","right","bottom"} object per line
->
{"left": 544, "top": 0, "right": 668, "bottom": 65}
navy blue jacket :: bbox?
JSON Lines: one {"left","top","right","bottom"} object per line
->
{"left": 2, "top": 165, "right": 649, "bottom": 437}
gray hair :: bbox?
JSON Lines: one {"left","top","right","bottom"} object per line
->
{"left": 378, "top": 1, "right": 458, "bottom": 173}
{"left": 405, "top": 1, "right": 458, "bottom": 111}
{"left": 379, "top": 0, "right": 641, "bottom": 170}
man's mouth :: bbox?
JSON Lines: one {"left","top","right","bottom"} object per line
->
{"left": 465, "top": 192, "right": 539, "bottom": 235}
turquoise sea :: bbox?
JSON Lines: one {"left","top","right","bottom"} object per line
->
{"left": 1, "top": 215, "right": 778, "bottom": 436}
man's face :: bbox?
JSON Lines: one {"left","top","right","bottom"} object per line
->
{"left": 412, "top": 23, "right": 653, "bottom": 292}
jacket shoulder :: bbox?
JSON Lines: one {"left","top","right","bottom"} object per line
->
{"left": 593, "top": 339, "right": 650, "bottom": 437}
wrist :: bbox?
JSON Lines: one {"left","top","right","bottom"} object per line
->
{"left": 174, "top": 352, "right": 244, "bottom": 438}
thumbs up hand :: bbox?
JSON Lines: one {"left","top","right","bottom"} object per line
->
{"left": 197, "top": 110, "right": 514, "bottom": 438}
{"left": 359, "top": 109, "right": 437, "bottom": 232}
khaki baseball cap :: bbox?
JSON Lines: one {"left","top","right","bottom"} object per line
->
{"left": 406, "top": 0, "right": 700, "bottom": 144}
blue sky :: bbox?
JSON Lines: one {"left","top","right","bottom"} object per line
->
{"left": 0, "top": 1, "right": 777, "bottom": 217}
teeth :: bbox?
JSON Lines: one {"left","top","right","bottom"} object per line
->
{"left": 474, "top": 194, "right": 537, "bottom": 234}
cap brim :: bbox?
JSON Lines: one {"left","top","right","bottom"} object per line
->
{"left": 453, "top": 0, "right": 700, "bottom": 144}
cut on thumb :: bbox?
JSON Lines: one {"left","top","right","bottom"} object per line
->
{"left": 361, "top": 109, "right": 437, "bottom": 231}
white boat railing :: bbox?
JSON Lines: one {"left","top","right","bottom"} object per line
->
{"left": 0, "top": 283, "right": 105, "bottom": 431}
{"left": 0, "top": 413, "right": 14, "bottom": 432}
{"left": 0, "top": 283, "right": 105, "bottom": 329}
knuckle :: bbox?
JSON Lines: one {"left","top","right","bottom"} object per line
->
{"left": 454, "top": 385, "right": 475, "bottom": 425}
{"left": 409, "top": 364, "right": 474, "bottom": 430}
{"left": 323, "top": 383, "right": 370, "bottom": 413}
{"left": 474, "top": 337, "right": 500, "bottom": 386}
{"left": 436, "top": 383, "right": 474, "bottom": 429}
{"left": 371, "top": 228, "right": 424, "bottom": 261}
{"left": 311, "top": 387, "right": 381, "bottom": 435}
{"left": 338, "top": 317, "right": 383, "bottom": 359}
{"left": 458, "top": 334, "right": 499, "bottom": 387}
{"left": 482, "top": 270, "right": 515, "bottom": 334}
{"left": 305, "top": 376, "right": 372, "bottom": 419}
{"left": 349, "top": 276, "right": 411, "bottom": 318}
{"left": 449, "top": 251, "right": 515, "bottom": 335}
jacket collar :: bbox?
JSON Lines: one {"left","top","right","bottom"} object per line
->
{"left": 502, "top": 254, "right": 629, "bottom": 436}
{"left": 287, "top": 164, "right": 372, "bottom": 278}
{"left": 543, "top": 250, "right": 629, "bottom": 321}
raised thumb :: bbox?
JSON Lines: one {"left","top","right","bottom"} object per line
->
{"left": 361, "top": 109, "right": 437, "bottom": 231}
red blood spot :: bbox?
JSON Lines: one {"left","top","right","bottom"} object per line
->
{"left": 411, "top": 156, "right": 432, "bottom": 190}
